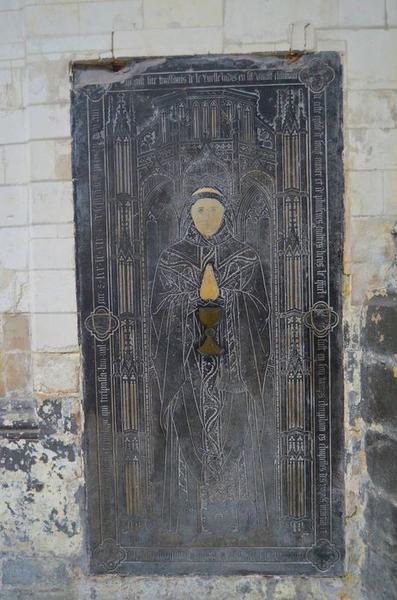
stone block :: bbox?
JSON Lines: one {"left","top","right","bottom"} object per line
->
{"left": 0, "top": 268, "right": 30, "bottom": 313}
{"left": 143, "top": 0, "right": 223, "bottom": 29}
{"left": 4, "top": 351, "right": 31, "bottom": 393}
{"left": 316, "top": 37, "right": 347, "bottom": 54}
{"left": 350, "top": 265, "right": 387, "bottom": 306}
{"left": 26, "top": 33, "right": 111, "bottom": 57}
{"left": 0, "top": 0, "right": 22, "bottom": 9}
{"left": 0, "top": 227, "right": 29, "bottom": 270}
{"left": 366, "top": 430, "right": 397, "bottom": 497}
{"left": 0, "top": 67, "right": 23, "bottom": 111}
{"left": 31, "top": 181, "right": 74, "bottom": 224}
{"left": 0, "top": 185, "right": 28, "bottom": 226}
{"left": 351, "top": 217, "right": 393, "bottom": 265}
{"left": 338, "top": 0, "right": 385, "bottom": 26}
{"left": 25, "top": 4, "right": 79, "bottom": 37}
{"left": 383, "top": 170, "right": 397, "bottom": 216}
{"left": 0, "top": 109, "right": 26, "bottom": 144}
{"left": 0, "top": 420, "right": 82, "bottom": 555}
{"left": 347, "top": 90, "right": 397, "bottom": 129}
{"left": 2, "top": 143, "right": 27, "bottom": 185}
{"left": 224, "top": 0, "right": 337, "bottom": 44}
{"left": 318, "top": 29, "right": 397, "bottom": 89}
{"left": 32, "top": 270, "right": 76, "bottom": 313}
{"left": 31, "top": 224, "right": 74, "bottom": 239}
{"left": 347, "top": 170, "right": 383, "bottom": 216}
{"left": 364, "top": 546, "right": 397, "bottom": 600}
{"left": 386, "top": 0, "right": 397, "bottom": 25}
{"left": 223, "top": 41, "right": 277, "bottom": 53}
{"left": 31, "top": 238, "right": 75, "bottom": 270}
{"left": 27, "top": 58, "right": 70, "bottom": 105}
{"left": 32, "top": 313, "right": 78, "bottom": 353}
{"left": 347, "top": 128, "right": 397, "bottom": 171}
{"left": 30, "top": 139, "right": 71, "bottom": 182}
{"left": 80, "top": 0, "right": 143, "bottom": 33}
{"left": 2, "top": 557, "right": 68, "bottom": 587}
{"left": 365, "top": 491, "right": 397, "bottom": 559}
{"left": 28, "top": 104, "right": 71, "bottom": 140}
{"left": 362, "top": 360, "right": 397, "bottom": 427}
{"left": 113, "top": 27, "right": 223, "bottom": 57}
{"left": 2, "top": 558, "right": 42, "bottom": 586}
{"left": 0, "top": 10, "right": 23, "bottom": 44}
{"left": 0, "top": 42, "right": 25, "bottom": 61}
{"left": 3, "top": 313, "right": 30, "bottom": 351}
{"left": 0, "top": 147, "right": 4, "bottom": 184}
{"left": 33, "top": 352, "right": 80, "bottom": 393}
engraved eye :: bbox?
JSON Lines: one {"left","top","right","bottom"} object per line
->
{"left": 198, "top": 207, "right": 204, "bottom": 213}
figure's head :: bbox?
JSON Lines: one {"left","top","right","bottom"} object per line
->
{"left": 190, "top": 187, "right": 225, "bottom": 238}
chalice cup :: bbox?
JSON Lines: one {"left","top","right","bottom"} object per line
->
{"left": 197, "top": 306, "right": 223, "bottom": 356}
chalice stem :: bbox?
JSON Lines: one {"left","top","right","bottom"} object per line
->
{"left": 197, "top": 306, "right": 223, "bottom": 356}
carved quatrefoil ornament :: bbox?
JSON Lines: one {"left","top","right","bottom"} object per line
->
{"left": 304, "top": 301, "right": 339, "bottom": 338}
{"left": 85, "top": 306, "right": 119, "bottom": 342}
{"left": 299, "top": 59, "right": 335, "bottom": 93}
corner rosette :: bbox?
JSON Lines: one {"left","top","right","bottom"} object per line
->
{"left": 299, "top": 60, "right": 335, "bottom": 93}
{"left": 92, "top": 538, "right": 127, "bottom": 572}
{"left": 306, "top": 539, "right": 340, "bottom": 571}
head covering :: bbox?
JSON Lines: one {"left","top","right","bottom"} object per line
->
{"left": 191, "top": 186, "right": 225, "bottom": 203}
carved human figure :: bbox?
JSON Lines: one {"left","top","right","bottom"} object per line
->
{"left": 150, "top": 186, "right": 271, "bottom": 540}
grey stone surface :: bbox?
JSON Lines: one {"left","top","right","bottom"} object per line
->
{"left": 72, "top": 52, "right": 344, "bottom": 576}
{"left": 365, "top": 491, "right": 397, "bottom": 558}
{"left": 362, "top": 361, "right": 397, "bottom": 426}
{"left": 2, "top": 557, "right": 68, "bottom": 587}
{"left": 362, "top": 290, "right": 397, "bottom": 600}
{"left": 363, "top": 548, "right": 397, "bottom": 600}
{"left": 365, "top": 431, "right": 397, "bottom": 497}
{"left": 361, "top": 292, "right": 397, "bottom": 428}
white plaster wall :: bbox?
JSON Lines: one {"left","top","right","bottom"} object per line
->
{"left": 0, "top": 1, "right": 396, "bottom": 598}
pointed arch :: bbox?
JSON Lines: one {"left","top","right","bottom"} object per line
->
{"left": 243, "top": 105, "right": 253, "bottom": 142}
{"left": 202, "top": 102, "right": 209, "bottom": 136}
{"left": 160, "top": 110, "right": 167, "bottom": 143}
{"left": 238, "top": 171, "right": 275, "bottom": 293}
{"left": 142, "top": 174, "right": 177, "bottom": 284}
{"left": 192, "top": 101, "right": 200, "bottom": 138}
{"left": 210, "top": 100, "right": 219, "bottom": 138}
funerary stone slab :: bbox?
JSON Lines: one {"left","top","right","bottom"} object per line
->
{"left": 72, "top": 52, "right": 344, "bottom": 575}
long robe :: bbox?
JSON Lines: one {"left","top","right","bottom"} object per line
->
{"left": 150, "top": 222, "right": 271, "bottom": 540}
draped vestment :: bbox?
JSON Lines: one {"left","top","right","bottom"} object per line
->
{"left": 150, "top": 222, "right": 271, "bottom": 539}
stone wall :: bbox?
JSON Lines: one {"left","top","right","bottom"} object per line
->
{"left": 0, "top": 0, "right": 396, "bottom": 598}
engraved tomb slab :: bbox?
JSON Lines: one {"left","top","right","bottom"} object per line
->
{"left": 72, "top": 53, "right": 344, "bottom": 575}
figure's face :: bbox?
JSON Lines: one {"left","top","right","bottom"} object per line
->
{"left": 191, "top": 198, "right": 225, "bottom": 238}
